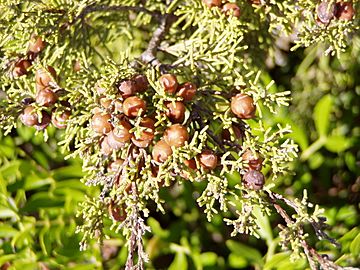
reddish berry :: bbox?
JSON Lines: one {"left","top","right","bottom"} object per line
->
{"left": 92, "top": 107, "right": 102, "bottom": 115}
{"left": 164, "top": 124, "right": 189, "bottom": 147}
{"left": 51, "top": 108, "right": 71, "bottom": 129}
{"left": 243, "top": 170, "right": 265, "bottom": 190}
{"left": 132, "top": 118, "right": 155, "bottom": 147}
{"left": 336, "top": 2, "right": 355, "bottom": 20}
{"left": 28, "top": 36, "right": 45, "bottom": 53}
{"left": 138, "top": 117, "right": 155, "bottom": 141}
{"left": 108, "top": 202, "right": 127, "bottom": 222}
{"left": 184, "top": 159, "right": 197, "bottom": 170}
{"left": 35, "top": 111, "right": 51, "bottom": 130}
{"left": 199, "top": 149, "right": 218, "bottom": 170}
{"left": 165, "top": 101, "right": 186, "bottom": 123}
{"left": 35, "top": 66, "right": 57, "bottom": 88}
{"left": 231, "top": 93, "right": 256, "bottom": 119}
{"left": 131, "top": 137, "right": 151, "bottom": 148}
{"left": 20, "top": 106, "right": 38, "bottom": 126}
{"left": 203, "top": 0, "right": 222, "bottom": 8}
{"left": 242, "top": 149, "right": 263, "bottom": 171}
{"left": 159, "top": 74, "right": 178, "bottom": 94}
{"left": 118, "top": 80, "right": 137, "bottom": 98}
{"left": 73, "top": 60, "right": 81, "bottom": 72}
{"left": 181, "top": 158, "right": 198, "bottom": 179}
{"left": 177, "top": 82, "right": 197, "bottom": 101}
{"left": 222, "top": 125, "right": 242, "bottom": 141}
{"left": 12, "top": 60, "right": 31, "bottom": 78}
{"left": 317, "top": 1, "right": 336, "bottom": 24}
{"left": 107, "top": 131, "right": 126, "bottom": 150}
{"left": 123, "top": 96, "right": 146, "bottom": 118}
{"left": 108, "top": 159, "right": 124, "bottom": 172}
{"left": 249, "top": 0, "right": 261, "bottom": 5}
{"left": 36, "top": 88, "right": 58, "bottom": 107}
{"left": 95, "top": 83, "right": 107, "bottom": 95}
{"left": 99, "top": 97, "right": 112, "bottom": 109}
{"left": 133, "top": 74, "right": 149, "bottom": 92}
{"left": 151, "top": 165, "right": 159, "bottom": 177}
{"left": 91, "top": 113, "right": 113, "bottom": 134}
{"left": 114, "top": 100, "right": 123, "bottom": 113}
{"left": 222, "top": 3, "right": 241, "bottom": 17}
{"left": 100, "top": 136, "right": 112, "bottom": 155}
{"left": 152, "top": 140, "right": 172, "bottom": 163}
{"left": 108, "top": 120, "right": 132, "bottom": 143}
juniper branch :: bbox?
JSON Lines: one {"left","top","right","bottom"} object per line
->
{"left": 267, "top": 191, "right": 346, "bottom": 270}
{"left": 134, "top": 14, "right": 176, "bottom": 68}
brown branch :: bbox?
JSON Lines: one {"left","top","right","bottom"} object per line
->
{"left": 267, "top": 191, "right": 347, "bottom": 270}
{"left": 130, "top": 13, "right": 177, "bottom": 70}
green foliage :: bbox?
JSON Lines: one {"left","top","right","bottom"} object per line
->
{"left": 0, "top": 0, "right": 359, "bottom": 269}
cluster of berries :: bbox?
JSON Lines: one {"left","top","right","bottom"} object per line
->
{"left": 12, "top": 35, "right": 45, "bottom": 78}
{"left": 203, "top": 0, "right": 241, "bottom": 18}
{"left": 317, "top": 1, "right": 355, "bottom": 25}
{"left": 20, "top": 65, "right": 71, "bottom": 130}
{"left": 15, "top": 35, "right": 71, "bottom": 130}
{"left": 230, "top": 93, "right": 265, "bottom": 190}
{"left": 93, "top": 74, "right": 151, "bottom": 154}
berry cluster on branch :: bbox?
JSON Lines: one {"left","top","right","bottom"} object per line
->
{"left": 0, "top": 0, "right": 358, "bottom": 269}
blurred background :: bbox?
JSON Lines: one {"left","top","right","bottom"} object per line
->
{"left": 0, "top": 35, "right": 359, "bottom": 269}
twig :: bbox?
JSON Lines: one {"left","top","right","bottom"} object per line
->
{"left": 267, "top": 191, "right": 348, "bottom": 270}
{"left": 131, "top": 13, "right": 176, "bottom": 69}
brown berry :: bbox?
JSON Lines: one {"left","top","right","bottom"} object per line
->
{"left": 36, "top": 88, "right": 58, "bottom": 107}
{"left": 28, "top": 36, "right": 45, "bottom": 53}
{"left": 243, "top": 170, "right": 265, "bottom": 190}
{"left": 242, "top": 149, "right": 263, "bottom": 171}
{"left": 95, "top": 83, "right": 107, "bottom": 95}
{"left": 184, "top": 159, "right": 197, "bottom": 170}
{"left": 181, "top": 158, "right": 198, "bottom": 179}
{"left": 108, "top": 120, "right": 132, "bottom": 144}
{"left": 199, "top": 149, "right": 218, "bottom": 170}
{"left": 203, "top": 0, "right": 222, "bottom": 8}
{"left": 100, "top": 136, "right": 112, "bottom": 155}
{"left": 51, "top": 108, "right": 71, "bottom": 129}
{"left": 12, "top": 60, "right": 31, "bottom": 78}
{"left": 108, "top": 202, "right": 127, "bottom": 222}
{"left": 138, "top": 117, "right": 155, "bottom": 141}
{"left": 317, "top": 1, "right": 336, "bottom": 24}
{"left": 165, "top": 101, "right": 186, "bottom": 123}
{"left": 249, "top": 0, "right": 261, "bottom": 5}
{"left": 20, "top": 106, "right": 38, "bottom": 126}
{"left": 177, "top": 82, "right": 197, "bottom": 101}
{"left": 151, "top": 165, "right": 159, "bottom": 177}
{"left": 73, "top": 60, "right": 81, "bottom": 72}
{"left": 131, "top": 137, "right": 151, "bottom": 148}
{"left": 107, "top": 132, "right": 126, "bottom": 150}
{"left": 123, "top": 96, "right": 146, "bottom": 118}
{"left": 118, "top": 80, "right": 137, "bottom": 98}
{"left": 336, "top": 2, "right": 355, "bottom": 20}
{"left": 35, "top": 111, "right": 51, "bottom": 130}
{"left": 99, "top": 97, "right": 112, "bottom": 109}
{"left": 91, "top": 113, "right": 113, "bottom": 134}
{"left": 222, "top": 125, "right": 242, "bottom": 141}
{"left": 108, "top": 159, "right": 124, "bottom": 172}
{"left": 133, "top": 74, "right": 149, "bottom": 92}
{"left": 222, "top": 3, "right": 241, "bottom": 17}
{"left": 231, "top": 93, "right": 256, "bottom": 119}
{"left": 35, "top": 66, "right": 57, "bottom": 88}
{"left": 164, "top": 124, "right": 189, "bottom": 147}
{"left": 1, "top": 262, "right": 11, "bottom": 270}
{"left": 159, "top": 74, "right": 178, "bottom": 94}
{"left": 152, "top": 140, "right": 173, "bottom": 163}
